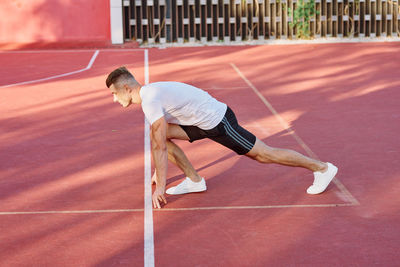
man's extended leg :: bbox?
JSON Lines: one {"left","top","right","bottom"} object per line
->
{"left": 246, "top": 138, "right": 338, "bottom": 194}
{"left": 246, "top": 138, "right": 327, "bottom": 172}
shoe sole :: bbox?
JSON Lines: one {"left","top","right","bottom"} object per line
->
{"left": 166, "top": 187, "right": 207, "bottom": 195}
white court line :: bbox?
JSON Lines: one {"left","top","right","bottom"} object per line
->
{"left": 230, "top": 63, "right": 360, "bottom": 206}
{"left": 143, "top": 49, "right": 155, "bottom": 267}
{"left": 0, "top": 50, "right": 100, "bottom": 89}
{"left": 158, "top": 203, "right": 355, "bottom": 211}
{"left": 0, "top": 209, "right": 144, "bottom": 215}
{"left": 0, "top": 48, "right": 143, "bottom": 53}
{"left": 0, "top": 50, "right": 94, "bottom": 53}
{"left": 0, "top": 202, "right": 356, "bottom": 215}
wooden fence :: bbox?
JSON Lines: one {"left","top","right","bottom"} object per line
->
{"left": 122, "top": 0, "right": 400, "bottom": 44}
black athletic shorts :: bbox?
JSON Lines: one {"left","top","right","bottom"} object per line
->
{"left": 180, "top": 106, "right": 256, "bottom": 155}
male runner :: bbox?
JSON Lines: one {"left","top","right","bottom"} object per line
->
{"left": 106, "top": 66, "right": 338, "bottom": 209}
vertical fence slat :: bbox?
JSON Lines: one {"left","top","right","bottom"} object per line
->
{"left": 395, "top": 0, "right": 399, "bottom": 35}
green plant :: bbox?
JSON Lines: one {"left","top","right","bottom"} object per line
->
{"left": 288, "top": 0, "right": 319, "bottom": 39}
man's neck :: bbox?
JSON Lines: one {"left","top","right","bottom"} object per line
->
{"left": 131, "top": 84, "right": 142, "bottom": 104}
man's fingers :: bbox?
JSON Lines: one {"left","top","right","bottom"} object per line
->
{"left": 153, "top": 191, "right": 166, "bottom": 209}
{"left": 157, "top": 195, "right": 167, "bottom": 205}
{"left": 153, "top": 196, "right": 161, "bottom": 209}
{"left": 161, "top": 195, "right": 167, "bottom": 204}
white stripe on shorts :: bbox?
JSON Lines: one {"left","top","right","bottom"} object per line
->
{"left": 221, "top": 117, "right": 253, "bottom": 151}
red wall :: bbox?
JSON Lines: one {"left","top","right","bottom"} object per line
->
{"left": 0, "top": 0, "right": 111, "bottom": 48}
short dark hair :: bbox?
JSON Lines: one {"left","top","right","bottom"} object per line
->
{"left": 106, "top": 66, "right": 135, "bottom": 88}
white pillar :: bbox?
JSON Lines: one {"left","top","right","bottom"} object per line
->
{"left": 110, "top": 0, "right": 124, "bottom": 44}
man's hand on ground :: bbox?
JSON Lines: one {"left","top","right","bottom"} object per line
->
{"left": 152, "top": 187, "right": 167, "bottom": 209}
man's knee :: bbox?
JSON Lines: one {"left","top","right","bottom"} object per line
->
{"left": 247, "top": 145, "right": 277, "bottom": 163}
{"left": 254, "top": 150, "right": 275, "bottom": 163}
{"left": 246, "top": 139, "right": 274, "bottom": 163}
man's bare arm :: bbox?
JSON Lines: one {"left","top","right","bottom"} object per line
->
{"left": 150, "top": 116, "right": 168, "bottom": 208}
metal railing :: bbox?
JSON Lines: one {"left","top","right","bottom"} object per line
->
{"left": 122, "top": 0, "right": 400, "bottom": 44}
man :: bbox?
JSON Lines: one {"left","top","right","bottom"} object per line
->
{"left": 106, "top": 66, "right": 338, "bottom": 209}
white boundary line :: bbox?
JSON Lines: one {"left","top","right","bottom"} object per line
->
{"left": 0, "top": 50, "right": 94, "bottom": 53}
{"left": 158, "top": 203, "right": 355, "bottom": 211}
{"left": 143, "top": 49, "right": 155, "bottom": 267}
{"left": 0, "top": 48, "right": 143, "bottom": 53}
{"left": 0, "top": 209, "right": 144, "bottom": 215}
{"left": 230, "top": 63, "right": 360, "bottom": 206}
{"left": 0, "top": 203, "right": 355, "bottom": 215}
{"left": 0, "top": 50, "right": 100, "bottom": 89}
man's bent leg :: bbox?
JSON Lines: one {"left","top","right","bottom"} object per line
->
{"left": 152, "top": 124, "right": 202, "bottom": 184}
{"left": 164, "top": 124, "right": 207, "bottom": 195}
{"left": 246, "top": 138, "right": 328, "bottom": 172}
{"left": 166, "top": 140, "right": 202, "bottom": 182}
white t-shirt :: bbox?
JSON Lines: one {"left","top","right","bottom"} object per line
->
{"left": 140, "top": 82, "right": 227, "bottom": 130}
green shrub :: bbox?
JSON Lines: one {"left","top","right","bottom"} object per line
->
{"left": 288, "top": 0, "right": 319, "bottom": 39}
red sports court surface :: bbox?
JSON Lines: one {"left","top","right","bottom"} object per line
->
{"left": 0, "top": 43, "right": 399, "bottom": 266}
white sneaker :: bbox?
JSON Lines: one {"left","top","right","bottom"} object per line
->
{"left": 307, "top": 163, "right": 338, "bottom": 195}
{"left": 166, "top": 177, "right": 207, "bottom": 195}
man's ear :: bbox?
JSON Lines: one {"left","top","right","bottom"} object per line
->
{"left": 124, "top": 84, "right": 132, "bottom": 93}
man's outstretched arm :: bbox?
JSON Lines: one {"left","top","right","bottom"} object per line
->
{"left": 150, "top": 116, "right": 168, "bottom": 208}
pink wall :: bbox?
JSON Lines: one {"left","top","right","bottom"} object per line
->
{"left": 0, "top": 0, "right": 111, "bottom": 46}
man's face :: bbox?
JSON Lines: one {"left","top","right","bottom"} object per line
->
{"left": 110, "top": 84, "right": 132, "bottom": 108}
